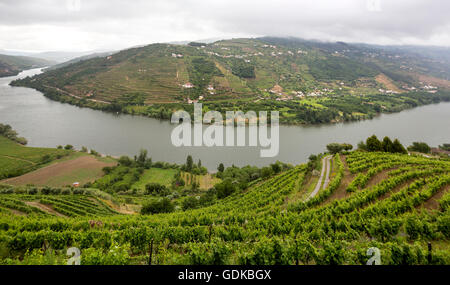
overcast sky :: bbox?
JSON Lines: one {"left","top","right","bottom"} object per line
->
{"left": 0, "top": 0, "right": 449, "bottom": 52}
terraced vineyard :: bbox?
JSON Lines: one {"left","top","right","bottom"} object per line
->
{"left": 0, "top": 192, "right": 118, "bottom": 218}
{"left": 11, "top": 38, "right": 450, "bottom": 125}
{"left": 0, "top": 151, "right": 449, "bottom": 265}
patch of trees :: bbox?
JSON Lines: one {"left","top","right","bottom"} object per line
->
{"left": 306, "top": 154, "right": 320, "bottom": 173}
{"left": 214, "top": 161, "right": 292, "bottom": 199}
{"left": 188, "top": 42, "right": 206, "bottom": 47}
{"left": 326, "top": 143, "right": 353, "bottom": 154}
{"left": 439, "top": 144, "right": 450, "bottom": 151}
{"left": 408, "top": 142, "right": 431, "bottom": 154}
{"left": 231, "top": 59, "right": 255, "bottom": 78}
{"left": 358, "top": 135, "right": 407, "bottom": 154}
{"left": 0, "top": 185, "right": 92, "bottom": 195}
{"left": 0, "top": 124, "right": 27, "bottom": 145}
{"left": 187, "top": 57, "right": 223, "bottom": 93}
{"left": 181, "top": 155, "right": 208, "bottom": 175}
{"left": 145, "top": 183, "right": 170, "bottom": 196}
{"left": 307, "top": 56, "right": 378, "bottom": 81}
{"left": 141, "top": 197, "right": 174, "bottom": 215}
{"left": 181, "top": 188, "right": 217, "bottom": 210}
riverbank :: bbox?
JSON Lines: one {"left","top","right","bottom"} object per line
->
{"left": 10, "top": 69, "right": 450, "bottom": 126}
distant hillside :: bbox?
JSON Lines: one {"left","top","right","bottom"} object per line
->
{"left": 45, "top": 51, "right": 115, "bottom": 71}
{"left": 0, "top": 54, "right": 55, "bottom": 77}
{"left": 11, "top": 37, "right": 450, "bottom": 124}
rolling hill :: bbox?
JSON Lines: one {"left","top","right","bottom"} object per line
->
{"left": 0, "top": 54, "right": 55, "bottom": 77}
{"left": 10, "top": 37, "right": 450, "bottom": 124}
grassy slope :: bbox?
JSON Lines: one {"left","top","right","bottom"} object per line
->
{"left": 132, "top": 168, "right": 178, "bottom": 190}
{"left": 0, "top": 136, "right": 72, "bottom": 179}
{"left": 0, "top": 54, "right": 55, "bottom": 77}
{"left": 0, "top": 136, "right": 117, "bottom": 186}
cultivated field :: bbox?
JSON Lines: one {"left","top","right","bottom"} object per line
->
{"left": 2, "top": 155, "right": 116, "bottom": 187}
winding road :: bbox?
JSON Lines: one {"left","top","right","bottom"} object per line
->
{"left": 307, "top": 155, "right": 332, "bottom": 201}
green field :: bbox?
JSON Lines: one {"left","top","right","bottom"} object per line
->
{"left": 0, "top": 136, "right": 72, "bottom": 179}
{"left": 132, "top": 168, "right": 178, "bottom": 190}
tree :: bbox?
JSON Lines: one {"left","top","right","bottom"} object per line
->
{"left": 136, "top": 149, "right": 151, "bottom": 168}
{"left": 40, "top": 154, "right": 51, "bottom": 164}
{"left": 342, "top": 144, "right": 353, "bottom": 151}
{"left": 145, "top": 183, "right": 168, "bottom": 196}
{"left": 64, "top": 144, "right": 74, "bottom": 150}
{"left": 182, "top": 196, "right": 199, "bottom": 210}
{"left": 186, "top": 155, "right": 193, "bottom": 172}
{"left": 270, "top": 162, "right": 281, "bottom": 174}
{"left": 366, "top": 135, "right": 382, "bottom": 152}
{"left": 382, "top": 137, "right": 394, "bottom": 153}
{"left": 217, "top": 163, "right": 225, "bottom": 173}
{"left": 261, "top": 167, "right": 274, "bottom": 179}
{"left": 198, "top": 160, "right": 202, "bottom": 168}
{"left": 309, "top": 154, "right": 317, "bottom": 161}
{"left": 408, "top": 142, "right": 431, "bottom": 154}
{"left": 439, "top": 143, "right": 450, "bottom": 151}
{"left": 215, "top": 179, "right": 237, "bottom": 199}
{"left": 326, "top": 143, "right": 344, "bottom": 154}
{"left": 118, "top": 156, "right": 133, "bottom": 166}
{"left": 141, "top": 198, "right": 174, "bottom": 215}
{"left": 392, "top": 139, "right": 408, "bottom": 154}
{"left": 357, "top": 141, "right": 367, "bottom": 151}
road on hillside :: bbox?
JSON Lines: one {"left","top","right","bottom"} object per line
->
{"left": 307, "top": 155, "right": 331, "bottom": 201}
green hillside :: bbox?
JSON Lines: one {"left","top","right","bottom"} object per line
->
{"left": 0, "top": 141, "right": 449, "bottom": 265}
{"left": 10, "top": 38, "right": 450, "bottom": 124}
{"left": 0, "top": 135, "right": 73, "bottom": 180}
{"left": 0, "top": 54, "right": 55, "bottom": 77}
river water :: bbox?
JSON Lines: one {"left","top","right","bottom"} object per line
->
{"left": 1, "top": 68, "right": 449, "bottom": 170}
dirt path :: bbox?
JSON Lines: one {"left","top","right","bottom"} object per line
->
{"left": 25, "top": 201, "right": 67, "bottom": 217}
{"left": 43, "top": 85, "right": 111, "bottom": 105}
{"left": 420, "top": 184, "right": 450, "bottom": 210}
{"left": 307, "top": 155, "right": 331, "bottom": 201}
{"left": 322, "top": 157, "right": 331, "bottom": 189}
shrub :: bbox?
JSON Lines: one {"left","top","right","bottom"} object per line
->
{"left": 145, "top": 183, "right": 169, "bottom": 196}
{"left": 408, "top": 142, "right": 431, "bottom": 154}
{"left": 41, "top": 186, "right": 52, "bottom": 195}
{"left": 64, "top": 144, "right": 74, "bottom": 150}
{"left": 215, "top": 179, "right": 237, "bottom": 199}
{"left": 27, "top": 188, "right": 38, "bottom": 195}
{"left": 182, "top": 196, "right": 200, "bottom": 210}
{"left": 141, "top": 198, "right": 175, "bottom": 215}
{"left": 61, "top": 189, "right": 71, "bottom": 195}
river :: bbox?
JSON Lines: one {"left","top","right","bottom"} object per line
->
{"left": 1, "top": 68, "right": 450, "bottom": 170}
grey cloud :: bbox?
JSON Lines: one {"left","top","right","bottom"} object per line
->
{"left": 0, "top": 0, "right": 449, "bottom": 51}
